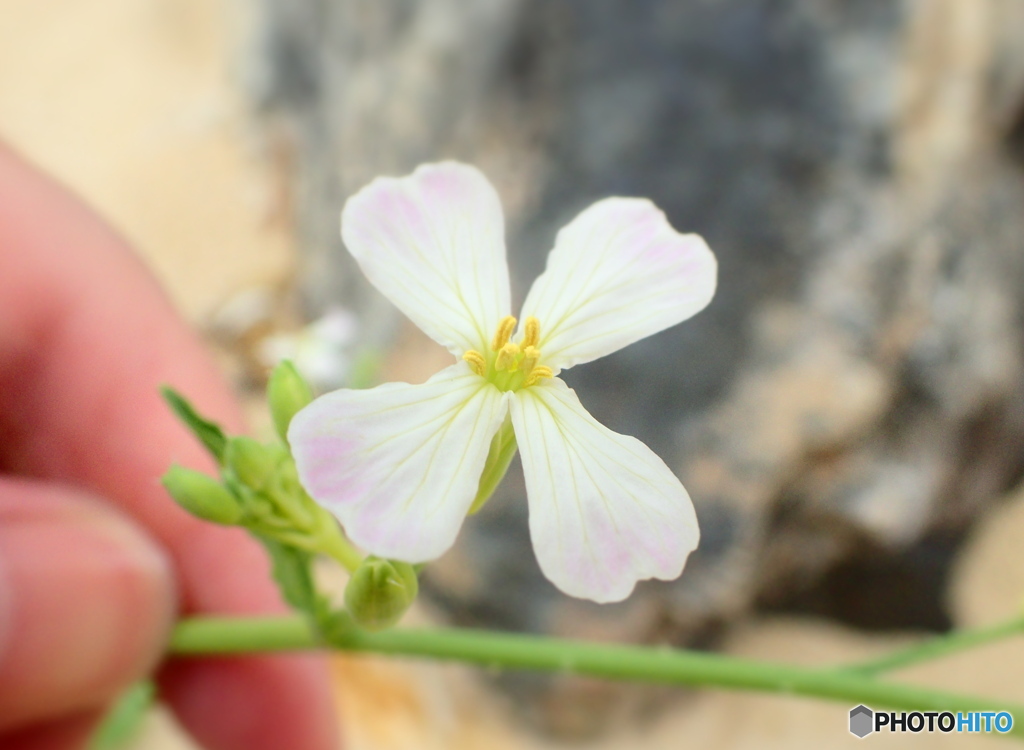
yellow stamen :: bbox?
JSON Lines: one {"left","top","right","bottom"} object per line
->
{"left": 495, "top": 342, "right": 521, "bottom": 371}
{"left": 521, "top": 316, "right": 541, "bottom": 348}
{"left": 524, "top": 365, "right": 553, "bottom": 387}
{"left": 521, "top": 345, "right": 540, "bottom": 373}
{"left": 474, "top": 316, "right": 553, "bottom": 390}
{"left": 490, "top": 315, "right": 517, "bottom": 352}
{"left": 462, "top": 349, "right": 486, "bottom": 376}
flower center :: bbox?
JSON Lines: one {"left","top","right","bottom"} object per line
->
{"left": 463, "top": 315, "right": 553, "bottom": 392}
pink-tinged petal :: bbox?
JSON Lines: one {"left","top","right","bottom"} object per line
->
{"left": 289, "top": 364, "right": 511, "bottom": 562}
{"left": 520, "top": 198, "right": 716, "bottom": 370}
{"left": 510, "top": 378, "right": 699, "bottom": 603}
{"left": 341, "top": 162, "right": 512, "bottom": 355}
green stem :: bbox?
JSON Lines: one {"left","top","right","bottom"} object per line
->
{"left": 173, "top": 616, "right": 314, "bottom": 653}
{"left": 839, "top": 616, "right": 1024, "bottom": 677}
{"left": 262, "top": 510, "right": 363, "bottom": 572}
{"left": 88, "top": 680, "right": 155, "bottom": 750}
{"left": 314, "top": 514, "right": 363, "bottom": 573}
{"left": 170, "top": 616, "right": 1024, "bottom": 738}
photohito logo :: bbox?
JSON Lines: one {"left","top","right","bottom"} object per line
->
{"left": 849, "top": 705, "right": 1014, "bottom": 738}
{"left": 850, "top": 705, "right": 874, "bottom": 738}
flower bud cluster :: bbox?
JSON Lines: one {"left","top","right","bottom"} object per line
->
{"left": 162, "top": 360, "right": 419, "bottom": 631}
{"left": 163, "top": 363, "right": 340, "bottom": 552}
{"left": 163, "top": 436, "right": 333, "bottom": 547}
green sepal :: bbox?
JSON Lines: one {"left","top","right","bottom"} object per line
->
{"left": 469, "top": 417, "right": 517, "bottom": 514}
{"left": 161, "top": 386, "right": 228, "bottom": 463}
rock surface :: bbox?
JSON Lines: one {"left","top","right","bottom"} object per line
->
{"left": 255, "top": 0, "right": 1024, "bottom": 642}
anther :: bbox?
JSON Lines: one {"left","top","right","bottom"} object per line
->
{"left": 522, "top": 317, "right": 541, "bottom": 348}
{"left": 490, "top": 316, "right": 517, "bottom": 352}
{"left": 524, "top": 365, "right": 553, "bottom": 387}
{"left": 521, "top": 345, "right": 540, "bottom": 373}
{"left": 495, "top": 342, "right": 521, "bottom": 372}
{"left": 462, "top": 350, "right": 486, "bottom": 376}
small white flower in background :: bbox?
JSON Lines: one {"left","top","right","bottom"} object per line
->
{"left": 289, "top": 163, "right": 717, "bottom": 603}
{"left": 260, "top": 308, "right": 358, "bottom": 392}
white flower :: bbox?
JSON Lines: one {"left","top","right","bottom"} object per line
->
{"left": 289, "top": 163, "right": 717, "bottom": 603}
{"left": 260, "top": 307, "right": 358, "bottom": 391}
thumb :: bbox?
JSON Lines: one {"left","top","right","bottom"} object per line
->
{"left": 0, "top": 478, "right": 176, "bottom": 734}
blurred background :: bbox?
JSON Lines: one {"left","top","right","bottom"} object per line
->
{"left": 4, "top": 0, "right": 1024, "bottom": 747}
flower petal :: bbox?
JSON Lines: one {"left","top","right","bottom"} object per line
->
{"left": 520, "top": 198, "right": 716, "bottom": 370}
{"left": 289, "top": 364, "right": 510, "bottom": 562}
{"left": 510, "top": 378, "right": 699, "bottom": 602}
{"left": 342, "top": 162, "right": 512, "bottom": 355}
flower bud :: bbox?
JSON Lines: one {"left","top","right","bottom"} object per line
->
{"left": 162, "top": 465, "right": 243, "bottom": 525}
{"left": 225, "top": 437, "right": 281, "bottom": 491}
{"left": 267, "top": 360, "right": 314, "bottom": 445}
{"left": 344, "top": 557, "right": 418, "bottom": 631}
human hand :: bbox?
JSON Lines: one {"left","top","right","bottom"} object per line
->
{"left": 0, "top": 142, "right": 338, "bottom": 749}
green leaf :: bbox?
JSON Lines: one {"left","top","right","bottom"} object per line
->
{"left": 87, "top": 680, "right": 155, "bottom": 750}
{"left": 256, "top": 534, "right": 324, "bottom": 617}
{"left": 161, "top": 386, "right": 228, "bottom": 463}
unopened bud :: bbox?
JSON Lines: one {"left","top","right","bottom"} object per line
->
{"left": 268, "top": 360, "right": 314, "bottom": 445}
{"left": 344, "top": 558, "right": 418, "bottom": 631}
{"left": 225, "top": 437, "right": 281, "bottom": 491}
{"left": 162, "top": 465, "right": 242, "bottom": 525}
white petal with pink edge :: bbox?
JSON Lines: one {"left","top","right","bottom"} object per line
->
{"left": 510, "top": 377, "right": 699, "bottom": 603}
{"left": 341, "top": 162, "right": 512, "bottom": 356}
{"left": 289, "top": 363, "right": 511, "bottom": 562}
{"left": 519, "top": 198, "right": 717, "bottom": 371}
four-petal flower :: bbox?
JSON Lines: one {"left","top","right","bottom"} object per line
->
{"left": 289, "top": 162, "right": 717, "bottom": 602}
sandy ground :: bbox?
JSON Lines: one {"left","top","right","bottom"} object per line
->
{"left": 3, "top": 1, "right": 1024, "bottom": 748}
{"left": 0, "top": 0, "right": 292, "bottom": 325}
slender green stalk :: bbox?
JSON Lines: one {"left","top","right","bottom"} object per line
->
{"left": 315, "top": 522, "right": 363, "bottom": 572}
{"left": 839, "top": 616, "right": 1024, "bottom": 677}
{"left": 170, "top": 616, "right": 1024, "bottom": 738}
{"left": 173, "top": 616, "right": 313, "bottom": 653}
{"left": 88, "top": 680, "right": 155, "bottom": 750}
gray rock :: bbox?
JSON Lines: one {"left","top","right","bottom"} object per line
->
{"left": 248, "top": 0, "right": 1024, "bottom": 734}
